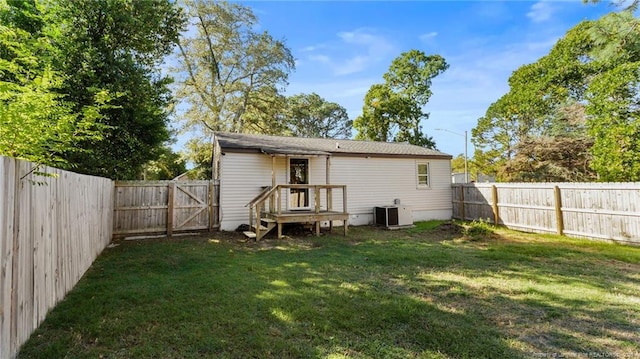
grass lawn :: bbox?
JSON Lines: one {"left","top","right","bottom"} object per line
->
{"left": 19, "top": 222, "right": 640, "bottom": 358}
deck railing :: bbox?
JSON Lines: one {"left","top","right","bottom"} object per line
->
{"left": 246, "top": 184, "right": 347, "bottom": 239}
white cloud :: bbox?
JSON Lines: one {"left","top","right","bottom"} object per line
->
{"left": 334, "top": 56, "right": 369, "bottom": 76}
{"left": 300, "top": 28, "right": 396, "bottom": 76}
{"left": 300, "top": 44, "right": 328, "bottom": 52}
{"left": 308, "top": 54, "right": 331, "bottom": 64}
{"left": 285, "top": 77, "right": 379, "bottom": 119}
{"left": 419, "top": 32, "right": 438, "bottom": 43}
{"left": 527, "top": 1, "right": 555, "bottom": 23}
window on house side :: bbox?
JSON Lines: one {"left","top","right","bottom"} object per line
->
{"left": 417, "top": 162, "right": 430, "bottom": 188}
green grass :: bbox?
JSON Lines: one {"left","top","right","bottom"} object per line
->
{"left": 19, "top": 222, "right": 640, "bottom": 358}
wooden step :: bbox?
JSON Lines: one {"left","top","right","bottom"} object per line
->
{"left": 243, "top": 231, "right": 257, "bottom": 239}
{"left": 261, "top": 218, "right": 276, "bottom": 223}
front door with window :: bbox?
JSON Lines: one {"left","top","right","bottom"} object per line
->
{"left": 289, "top": 158, "right": 309, "bottom": 209}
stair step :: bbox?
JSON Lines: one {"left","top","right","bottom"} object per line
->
{"left": 243, "top": 231, "right": 257, "bottom": 239}
{"left": 261, "top": 218, "right": 276, "bottom": 223}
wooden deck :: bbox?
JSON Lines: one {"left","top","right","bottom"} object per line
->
{"left": 246, "top": 184, "right": 349, "bottom": 240}
{"left": 265, "top": 210, "right": 349, "bottom": 238}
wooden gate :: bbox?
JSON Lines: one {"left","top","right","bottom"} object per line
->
{"left": 113, "top": 180, "right": 219, "bottom": 238}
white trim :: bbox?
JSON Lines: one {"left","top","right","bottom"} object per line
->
{"left": 287, "top": 157, "right": 311, "bottom": 210}
{"left": 416, "top": 161, "right": 431, "bottom": 189}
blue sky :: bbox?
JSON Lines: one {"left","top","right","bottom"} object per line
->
{"left": 174, "top": 1, "right": 614, "bottom": 157}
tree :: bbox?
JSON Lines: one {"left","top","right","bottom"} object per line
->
{"left": 285, "top": 93, "right": 352, "bottom": 138}
{"left": 50, "top": 0, "right": 185, "bottom": 179}
{"left": 175, "top": 0, "right": 294, "bottom": 135}
{"left": 473, "top": 12, "right": 640, "bottom": 181}
{"left": 354, "top": 50, "right": 448, "bottom": 148}
{"left": 586, "top": 62, "right": 640, "bottom": 181}
{"left": 140, "top": 146, "right": 188, "bottom": 180}
{"left": 501, "top": 137, "right": 595, "bottom": 182}
{"left": 472, "top": 93, "right": 531, "bottom": 178}
{"left": 584, "top": 1, "right": 640, "bottom": 62}
{"left": 182, "top": 137, "right": 213, "bottom": 180}
{"left": 451, "top": 154, "right": 480, "bottom": 180}
{"left": 0, "top": 1, "right": 108, "bottom": 169}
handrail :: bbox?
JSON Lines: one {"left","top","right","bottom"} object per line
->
{"left": 246, "top": 184, "right": 346, "bottom": 207}
{"left": 245, "top": 183, "right": 348, "bottom": 240}
{"left": 245, "top": 186, "right": 274, "bottom": 207}
{"left": 276, "top": 184, "right": 346, "bottom": 190}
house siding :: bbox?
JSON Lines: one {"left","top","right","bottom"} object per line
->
{"left": 219, "top": 152, "right": 272, "bottom": 231}
{"left": 329, "top": 156, "right": 452, "bottom": 226}
{"left": 219, "top": 152, "right": 452, "bottom": 230}
{"left": 219, "top": 153, "right": 329, "bottom": 231}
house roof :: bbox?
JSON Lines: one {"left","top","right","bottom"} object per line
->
{"left": 215, "top": 132, "right": 452, "bottom": 159}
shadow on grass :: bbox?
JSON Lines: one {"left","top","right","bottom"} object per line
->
{"left": 17, "top": 225, "right": 640, "bottom": 358}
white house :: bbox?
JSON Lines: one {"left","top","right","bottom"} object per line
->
{"left": 213, "top": 132, "right": 453, "bottom": 237}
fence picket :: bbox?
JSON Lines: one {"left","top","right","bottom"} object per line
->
{"left": 453, "top": 183, "right": 640, "bottom": 244}
{"left": 112, "top": 180, "right": 219, "bottom": 238}
{"left": 0, "top": 156, "right": 113, "bottom": 358}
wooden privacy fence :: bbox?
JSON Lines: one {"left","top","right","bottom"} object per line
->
{"left": 0, "top": 157, "right": 113, "bottom": 359}
{"left": 113, "top": 180, "right": 219, "bottom": 238}
{"left": 452, "top": 182, "right": 640, "bottom": 245}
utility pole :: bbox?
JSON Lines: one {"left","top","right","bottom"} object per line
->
{"left": 435, "top": 128, "right": 469, "bottom": 183}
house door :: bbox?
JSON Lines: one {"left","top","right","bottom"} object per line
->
{"left": 289, "top": 158, "right": 309, "bottom": 209}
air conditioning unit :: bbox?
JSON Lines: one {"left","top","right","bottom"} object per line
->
{"left": 374, "top": 206, "right": 413, "bottom": 227}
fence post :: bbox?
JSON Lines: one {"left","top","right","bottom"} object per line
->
{"left": 492, "top": 185, "right": 500, "bottom": 225}
{"left": 459, "top": 185, "right": 465, "bottom": 220}
{"left": 167, "top": 182, "right": 175, "bottom": 237}
{"left": 10, "top": 158, "right": 21, "bottom": 356}
{"left": 554, "top": 185, "right": 564, "bottom": 235}
{"left": 208, "top": 181, "right": 215, "bottom": 232}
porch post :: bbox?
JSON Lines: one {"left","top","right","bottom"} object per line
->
{"left": 272, "top": 155, "right": 276, "bottom": 188}
{"left": 325, "top": 156, "right": 331, "bottom": 184}
{"left": 326, "top": 156, "right": 332, "bottom": 212}
{"left": 270, "top": 155, "right": 276, "bottom": 212}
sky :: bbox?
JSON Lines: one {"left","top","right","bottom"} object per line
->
{"left": 173, "top": 0, "right": 615, "bottom": 158}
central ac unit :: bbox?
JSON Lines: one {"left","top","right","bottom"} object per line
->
{"left": 374, "top": 206, "right": 412, "bottom": 227}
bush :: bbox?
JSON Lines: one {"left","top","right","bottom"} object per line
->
{"left": 464, "top": 219, "right": 494, "bottom": 239}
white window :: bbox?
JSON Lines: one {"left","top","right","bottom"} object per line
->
{"left": 416, "top": 162, "right": 430, "bottom": 188}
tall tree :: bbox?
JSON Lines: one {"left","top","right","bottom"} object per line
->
{"left": 354, "top": 50, "right": 448, "bottom": 148}
{"left": 0, "top": 1, "right": 108, "bottom": 169}
{"left": 140, "top": 146, "right": 188, "bottom": 180}
{"left": 473, "top": 11, "right": 640, "bottom": 182}
{"left": 285, "top": 93, "right": 352, "bottom": 138}
{"left": 175, "top": 0, "right": 294, "bottom": 135}
{"left": 586, "top": 62, "right": 640, "bottom": 181}
{"left": 451, "top": 154, "right": 479, "bottom": 180}
{"left": 51, "top": 0, "right": 185, "bottom": 179}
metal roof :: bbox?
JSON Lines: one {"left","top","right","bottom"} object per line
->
{"left": 215, "top": 132, "right": 451, "bottom": 158}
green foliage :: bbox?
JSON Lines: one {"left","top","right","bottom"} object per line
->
{"left": 0, "top": 0, "right": 185, "bottom": 179}
{"left": 450, "top": 154, "right": 481, "bottom": 180}
{"left": 175, "top": 0, "right": 295, "bottom": 168}
{"left": 586, "top": 62, "right": 640, "bottom": 181}
{"left": 0, "top": 0, "right": 43, "bottom": 35}
{"left": 285, "top": 93, "right": 352, "bottom": 138}
{"left": 504, "top": 136, "right": 595, "bottom": 182}
{"left": 584, "top": 0, "right": 639, "bottom": 12}
{"left": 463, "top": 219, "right": 494, "bottom": 239}
{"left": 0, "top": 4, "right": 109, "bottom": 168}
{"left": 354, "top": 50, "right": 448, "bottom": 148}
{"left": 0, "top": 69, "right": 110, "bottom": 168}
{"left": 474, "top": 11, "right": 640, "bottom": 182}
{"left": 140, "top": 146, "right": 188, "bottom": 180}
{"left": 50, "top": 0, "right": 185, "bottom": 179}
{"left": 182, "top": 137, "right": 214, "bottom": 179}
